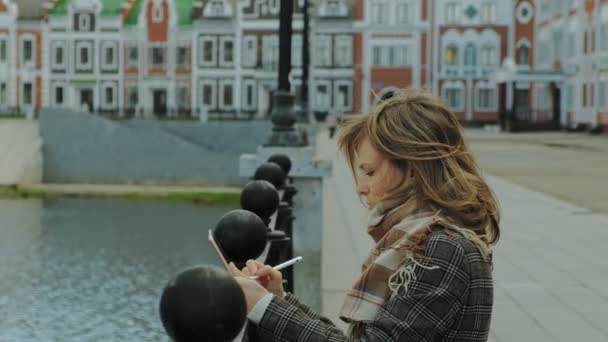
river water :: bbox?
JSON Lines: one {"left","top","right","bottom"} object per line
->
{"left": 0, "top": 197, "right": 321, "bottom": 341}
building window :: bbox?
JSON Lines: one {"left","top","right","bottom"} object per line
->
{"left": 127, "top": 46, "right": 139, "bottom": 68}
{"left": 52, "top": 42, "right": 66, "bottom": 70}
{"left": 210, "top": 0, "right": 225, "bottom": 16}
{"left": 103, "top": 86, "right": 115, "bottom": 107}
{"left": 599, "top": 81, "right": 607, "bottom": 108}
{"left": 23, "top": 39, "right": 33, "bottom": 63}
{"left": 176, "top": 86, "right": 190, "bottom": 110}
{"left": 334, "top": 81, "right": 352, "bottom": 112}
{"left": 481, "top": 46, "right": 495, "bottom": 66}
{"left": 23, "top": 83, "right": 33, "bottom": 106}
{"left": 315, "top": 81, "right": 331, "bottom": 110}
{"left": 334, "top": 35, "right": 353, "bottom": 66}
{"left": 0, "top": 40, "right": 6, "bottom": 62}
{"left": 152, "top": 4, "right": 164, "bottom": 23}
{"left": 601, "top": 9, "right": 608, "bottom": 52}
{"left": 76, "top": 41, "right": 93, "bottom": 71}
{"left": 81, "top": 46, "right": 89, "bottom": 64}
{"left": 396, "top": 1, "right": 414, "bottom": 25}
{"left": 220, "top": 37, "right": 234, "bottom": 66}
{"left": 151, "top": 47, "right": 166, "bottom": 68}
{"left": 242, "top": 36, "right": 257, "bottom": 67}
{"left": 322, "top": 0, "right": 347, "bottom": 17}
{"left": 464, "top": 44, "right": 476, "bottom": 66}
{"left": 102, "top": 43, "right": 117, "bottom": 71}
{"left": 0, "top": 83, "right": 7, "bottom": 105}
{"left": 371, "top": 1, "right": 388, "bottom": 24}
{"left": 55, "top": 86, "right": 64, "bottom": 105}
{"left": 445, "top": 2, "right": 461, "bottom": 24}
{"left": 127, "top": 87, "right": 138, "bottom": 108}
{"left": 443, "top": 85, "right": 463, "bottom": 111}
{"left": 78, "top": 14, "right": 91, "bottom": 31}
{"left": 177, "top": 46, "right": 190, "bottom": 69}
{"left": 518, "top": 45, "right": 530, "bottom": 65}
{"left": 201, "top": 81, "right": 216, "bottom": 109}
{"left": 200, "top": 36, "right": 217, "bottom": 67}
{"left": 477, "top": 86, "right": 496, "bottom": 111}
{"left": 291, "top": 35, "right": 302, "bottom": 67}
{"left": 263, "top": 35, "right": 279, "bottom": 71}
{"left": 552, "top": 30, "right": 562, "bottom": 61}
{"left": 372, "top": 45, "right": 411, "bottom": 67}
{"left": 481, "top": 2, "right": 496, "bottom": 24}
{"left": 242, "top": 80, "right": 256, "bottom": 110}
{"left": 315, "top": 35, "right": 332, "bottom": 67}
{"left": 567, "top": 30, "right": 576, "bottom": 58}
{"left": 220, "top": 81, "right": 234, "bottom": 109}
{"left": 445, "top": 45, "right": 458, "bottom": 65}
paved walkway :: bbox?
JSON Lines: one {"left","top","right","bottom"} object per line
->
{"left": 317, "top": 130, "right": 608, "bottom": 341}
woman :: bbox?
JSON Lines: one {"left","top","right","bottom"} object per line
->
{"left": 229, "top": 88, "right": 500, "bottom": 341}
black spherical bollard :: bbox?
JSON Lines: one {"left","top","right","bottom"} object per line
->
{"left": 159, "top": 265, "right": 246, "bottom": 342}
{"left": 254, "top": 162, "right": 286, "bottom": 189}
{"left": 241, "top": 180, "right": 279, "bottom": 221}
{"left": 268, "top": 154, "right": 292, "bottom": 175}
{"left": 214, "top": 209, "right": 268, "bottom": 265}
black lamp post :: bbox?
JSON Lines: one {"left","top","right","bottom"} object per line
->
{"left": 266, "top": 0, "right": 308, "bottom": 147}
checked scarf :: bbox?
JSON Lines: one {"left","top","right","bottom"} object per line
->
{"left": 339, "top": 200, "right": 492, "bottom": 324}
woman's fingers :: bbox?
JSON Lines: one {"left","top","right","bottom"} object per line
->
{"left": 256, "top": 265, "right": 278, "bottom": 278}
{"left": 228, "top": 262, "right": 243, "bottom": 277}
{"left": 246, "top": 260, "right": 259, "bottom": 275}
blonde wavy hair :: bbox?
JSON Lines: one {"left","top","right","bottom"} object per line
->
{"left": 338, "top": 88, "right": 500, "bottom": 245}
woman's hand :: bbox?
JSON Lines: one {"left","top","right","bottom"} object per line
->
{"left": 240, "top": 260, "right": 285, "bottom": 298}
{"left": 228, "top": 262, "right": 269, "bottom": 313}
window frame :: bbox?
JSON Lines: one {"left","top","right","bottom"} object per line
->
{"left": 242, "top": 35, "right": 258, "bottom": 67}
{"left": 0, "top": 38, "right": 7, "bottom": 63}
{"left": 75, "top": 40, "right": 94, "bottom": 72}
{"left": 219, "top": 36, "right": 235, "bottom": 67}
{"left": 315, "top": 79, "right": 332, "bottom": 111}
{"left": 475, "top": 84, "right": 497, "bottom": 112}
{"left": 199, "top": 36, "right": 217, "bottom": 67}
{"left": 242, "top": 79, "right": 257, "bottom": 111}
{"left": 22, "top": 82, "right": 33, "bottom": 106}
{"left": 445, "top": 2, "right": 461, "bottom": 24}
{"left": 101, "top": 41, "right": 118, "bottom": 72}
{"left": 219, "top": 79, "right": 235, "bottom": 110}
{"left": 199, "top": 79, "right": 217, "bottom": 110}
{"left": 442, "top": 83, "right": 464, "bottom": 112}
{"left": 334, "top": 35, "right": 353, "bottom": 67}
{"left": 333, "top": 80, "right": 353, "bottom": 112}
{"left": 262, "top": 35, "right": 280, "bottom": 71}
{"left": 481, "top": 2, "right": 496, "bottom": 24}
{"left": 21, "top": 36, "right": 35, "bottom": 67}
{"left": 51, "top": 40, "right": 67, "bottom": 71}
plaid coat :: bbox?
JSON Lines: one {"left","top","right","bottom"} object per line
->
{"left": 253, "top": 230, "right": 494, "bottom": 342}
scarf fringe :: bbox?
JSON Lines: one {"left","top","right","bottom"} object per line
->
{"left": 388, "top": 255, "right": 440, "bottom": 298}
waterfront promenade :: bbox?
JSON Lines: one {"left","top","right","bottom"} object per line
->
{"left": 317, "top": 130, "right": 608, "bottom": 341}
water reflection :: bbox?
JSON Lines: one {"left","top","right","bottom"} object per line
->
{"left": 0, "top": 198, "right": 241, "bottom": 341}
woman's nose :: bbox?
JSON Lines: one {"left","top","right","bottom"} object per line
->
{"left": 356, "top": 183, "right": 368, "bottom": 196}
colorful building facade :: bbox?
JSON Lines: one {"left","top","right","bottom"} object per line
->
{"left": 0, "top": 0, "right": 606, "bottom": 129}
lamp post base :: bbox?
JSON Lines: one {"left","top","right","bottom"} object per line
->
{"left": 265, "top": 91, "right": 308, "bottom": 147}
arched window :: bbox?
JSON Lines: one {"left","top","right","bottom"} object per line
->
{"left": 464, "top": 43, "right": 476, "bottom": 66}
{"left": 518, "top": 45, "right": 530, "bottom": 65}
{"left": 152, "top": 4, "right": 164, "bottom": 23}
{"left": 446, "top": 45, "right": 458, "bottom": 65}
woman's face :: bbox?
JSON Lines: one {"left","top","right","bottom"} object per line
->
{"left": 353, "top": 138, "right": 405, "bottom": 208}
